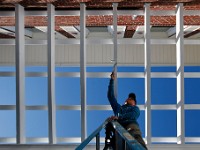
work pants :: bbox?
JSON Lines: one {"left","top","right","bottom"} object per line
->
{"left": 125, "top": 123, "right": 148, "bottom": 150}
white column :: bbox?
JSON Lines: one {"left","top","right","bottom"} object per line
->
{"left": 144, "top": 3, "right": 151, "bottom": 145}
{"left": 80, "top": 2, "right": 87, "bottom": 141}
{"left": 47, "top": 3, "right": 56, "bottom": 144}
{"left": 176, "top": 3, "right": 185, "bottom": 145}
{"left": 113, "top": 3, "right": 118, "bottom": 99}
{"left": 15, "top": 4, "right": 25, "bottom": 144}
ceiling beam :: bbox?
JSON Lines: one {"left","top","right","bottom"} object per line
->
{"left": 0, "top": 32, "right": 15, "bottom": 38}
{"left": 123, "top": 25, "right": 137, "bottom": 38}
{"left": 184, "top": 27, "right": 200, "bottom": 38}
{"left": 167, "top": 26, "right": 200, "bottom": 38}
{"left": 0, "top": 26, "right": 32, "bottom": 38}
{"left": 55, "top": 26, "right": 75, "bottom": 38}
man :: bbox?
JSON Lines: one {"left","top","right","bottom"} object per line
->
{"left": 104, "top": 72, "right": 148, "bottom": 150}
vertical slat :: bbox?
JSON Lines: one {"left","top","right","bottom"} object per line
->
{"left": 113, "top": 2, "right": 118, "bottom": 99}
{"left": 47, "top": 3, "right": 56, "bottom": 144}
{"left": 96, "top": 133, "right": 100, "bottom": 150}
{"left": 176, "top": 3, "right": 185, "bottom": 145}
{"left": 144, "top": 3, "right": 151, "bottom": 145}
{"left": 15, "top": 4, "right": 25, "bottom": 144}
{"left": 80, "top": 2, "right": 87, "bottom": 141}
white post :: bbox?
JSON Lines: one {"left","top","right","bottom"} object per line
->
{"left": 176, "top": 3, "right": 185, "bottom": 145}
{"left": 47, "top": 3, "right": 56, "bottom": 144}
{"left": 80, "top": 2, "right": 87, "bottom": 141}
{"left": 15, "top": 4, "right": 25, "bottom": 144}
{"left": 144, "top": 3, "right": 151, "bottom": 145}
{"left": 113, "top": 2, "right": 118, "bottom": 99}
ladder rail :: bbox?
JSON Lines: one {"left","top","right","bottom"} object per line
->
{"left": 111, "top": 121, "right": 146, "bottom": 150}
{"left": 75, "top": 120, "right": 108, "bottom": 150}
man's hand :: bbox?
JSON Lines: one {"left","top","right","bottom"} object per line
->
{"left": 110, "top": 72, "right": 116, "bottom": 80}
{"left": 106, "top": 116, "right": 118, "bottom": 122}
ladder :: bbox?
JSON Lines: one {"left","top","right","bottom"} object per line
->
{"left": 75, "top": 120, "right": 146, "bottom": 150}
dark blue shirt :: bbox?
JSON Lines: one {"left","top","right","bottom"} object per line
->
{"left": 107, "top": 79, "right": 140, "bottom": 127}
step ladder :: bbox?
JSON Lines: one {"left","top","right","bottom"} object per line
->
{"left": 76, "top": 120, "right": 146, "bottom": 150}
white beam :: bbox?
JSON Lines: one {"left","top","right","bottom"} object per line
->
{"left": 0, "top": 27, "right": 15, "bottom": 36}
{"left": 35, "top": 26, "right": 47, "bottom": 32}
{"left": 0, "top": 26, "right": 32, "bottom": 38}
{"left": 113, "top": 2, "right": 118, "bottom": 99}
{"left": 80, "top": 2, "right": 87, "bottom": 141}
{"left": 167, "top": 26, "right": 176, "bottom": 37}
{"left": 47, "top": 4, "right": 56, "bottom": 144}
{"left": 183, "top": 10, "right": 200, "bottom": 16}
{"left": 166, "top": 25, "right": 200, "bottom": 38}
{"left": 150, "top": 10, "right": 176, "bottom": 16}
{"left": 176, "top": 3, "right": 185, "bottom": 145}
{"left": 15, "top": 4, "right": 26, "bottom": 144}
{"left": 1, "top": 104, "right": 200, "bottom": 111}
{"left": 144, "top": 3, "right": 151, "bottom": 145}
{"left": 1, "top": 72, "right": 200, "bottom": 79}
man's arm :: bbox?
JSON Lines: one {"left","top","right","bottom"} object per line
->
{"left": 107, "top": 73, "right": 121, "bottom": 116}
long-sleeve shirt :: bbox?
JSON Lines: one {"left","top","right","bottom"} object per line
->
{"left": 107, "top": 79, "right": 140, "bottom": 127}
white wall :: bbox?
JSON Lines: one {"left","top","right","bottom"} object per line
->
{"left": 0, "top": 44, "right": 200, "bottom": 66}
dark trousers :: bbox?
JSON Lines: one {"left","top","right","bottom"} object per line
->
{"left": 125, "top": 123, "right": 148, "bottom": 150}
{"left": 104, "top": 122, "right": 115, "bottom": 149}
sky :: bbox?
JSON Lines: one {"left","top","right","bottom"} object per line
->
{"left": 0, "top": 66, "right": 200, "bottom": 143}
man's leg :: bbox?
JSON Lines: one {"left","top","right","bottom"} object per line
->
{"left": 133, "top": 134, "right": 148, "bottom": 150}
{"left": 126, "top": 124, "right": 148, "bottom": 150}
{"left": 104, "top": 122, "right": 115, "bottom": 150}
